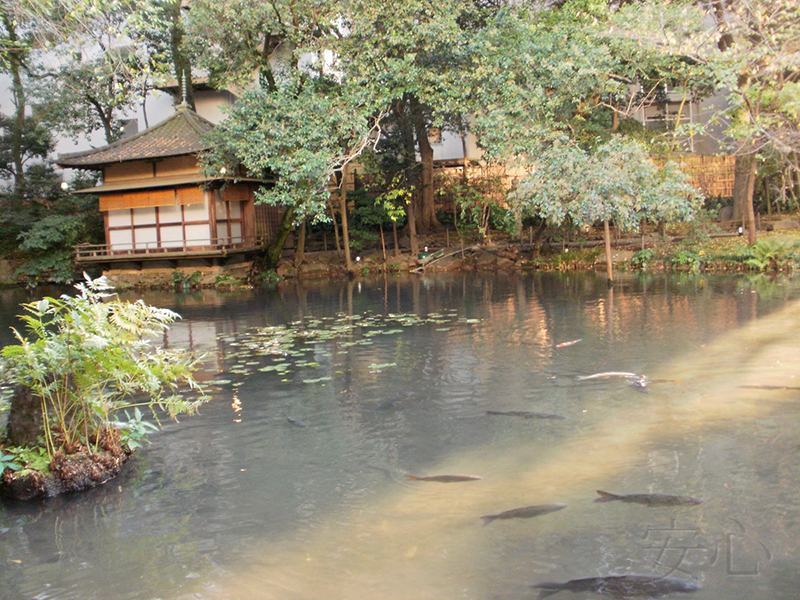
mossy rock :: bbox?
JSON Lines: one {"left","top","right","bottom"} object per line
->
{"left": 1, "top": 433, "right": 132, "bottom": 501}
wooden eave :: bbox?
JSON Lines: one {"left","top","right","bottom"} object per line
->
{"left": 73, "top": 173, "right": 268, "bottom": 195}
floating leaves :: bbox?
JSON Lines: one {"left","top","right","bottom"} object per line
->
{"left": 212, "top": 311, "right": 482, "bottom": 386}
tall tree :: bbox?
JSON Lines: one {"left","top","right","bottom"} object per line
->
{"left": 190, "top": 0, "right": 381, "bottom": 272}
{"left": 199, "top": 72, "right": 384, "bottom": 271}
{"left": 186, "top": 0, "right": 339, "bottom": 92}
{"left": 11, "top": 0, "right": 149, "bottom": 143}
{"left": 608, "top": 0, "right": 800, "bottom": 245}
{"left": 511, "top": 136, "right": 704, "bottom": 282}
{"left": 710, "top": 0, "right": 799, "bottom": 244}
{"left": 130, "top": 0, "right": 197, "bottom": 109}
{"left": 0, "top": 7, "right": 33, "bottom": 187}
{"left": 469, "top": 0, "right": 718, "bottom": 161}
{"left": 341, "top": 1, "right": 491, "bottom": 235}
{"left": 33, "top": 48, "right": 146, "bottom": 144}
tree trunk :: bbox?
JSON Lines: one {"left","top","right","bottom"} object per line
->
{"left": 733, "top": 153, "right": 758, "bottom": 245}
{"left": 5, "top": 385, "right": 44, "bottom": 447}
{"left": 460, "top": 133, "right": 469, "bottom": 183}
{"left": 392, "top": 220, "right": 400, "bottom": 257}
{"left": 604, "top": 220, "right": 614, "bottom": 284}
{"left": 746, "top": 172, "right": 757, "bottom": 246}
{"left": 394, "top": 97, "right": 420, "bottom": 255}
{"left": 252, "top": 205, "right": 296, "bottom": 276}
{"left": 329, "top": 199, "right": 341, "bottom": 253}
{"left": 416, "top": 126, "right": 439, "bottom": 233}
{"left": 340, "top": 165, "right": 353, "bottom": 271}
{"left": 10, "top": 61, "right": 25, "bottom": 188}
{"left": 407, "top": 194, "right": 419, "bottom": 257}
{"left": 295, "top": 218, "right": 306, "bottom": 266}
{"left": 410, "top": 96, "right": 441, "bottom": 234}
{"left": 168, "top": 2, "right": 195, "bottom": 110}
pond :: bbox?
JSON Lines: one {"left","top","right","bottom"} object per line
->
{"left": 2, "top": 271, "right": 800, "bottom": 600}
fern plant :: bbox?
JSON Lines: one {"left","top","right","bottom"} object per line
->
{"left": 0, "top": 275, "right": 208, "bottom": 460}
{"left": 741, "top": 238, "right": 795, "bottom": 271}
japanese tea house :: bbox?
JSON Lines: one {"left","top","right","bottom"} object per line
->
{"left": 57, "top": 104, "right": 281, "bottom": 269}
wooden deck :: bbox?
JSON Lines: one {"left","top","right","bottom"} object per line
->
{"left": 75, "top": 236, "right": 268, "bottom": 264}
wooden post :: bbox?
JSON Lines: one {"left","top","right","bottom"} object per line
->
{"left": 604, "top": 219, "right": 613, "bottom": 284}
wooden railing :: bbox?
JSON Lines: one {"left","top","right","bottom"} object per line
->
{"left": 75, "top": 235, "right": 268, "bottom": 263}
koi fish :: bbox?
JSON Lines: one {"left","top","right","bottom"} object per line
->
{"left": 594, "top": 490, "right": 704, "bottom": 507}
{"left": 556, "top": 338, "right": 583, "bottom": 347}
{"left": 532, "top": 575, "right": 701, "bottom": 598}
{"left": 405, "top": 474, "right": 482, "bottom": 483}
{"left": 481, "top": 503, "right": 566, "bottom": 525}
{"left": 486, "top": 410, "right": 566, "bottom": 420}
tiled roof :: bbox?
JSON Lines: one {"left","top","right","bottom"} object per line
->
{"left": 56, "top": 105, "right": 215, "bottom": 168}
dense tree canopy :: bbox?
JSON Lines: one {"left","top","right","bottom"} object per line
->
{"left": 1, "top": 0, "right": 798, "bottom": 281}
{"left": 606, "top": 0, "right": 800, "bottom": 242}
{"left": 512, "top": 136, "right": 703, "bottom": 229}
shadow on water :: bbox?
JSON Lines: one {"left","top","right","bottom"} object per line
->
{"left": 2, "top": 272, "right": 800, "bottom": 600}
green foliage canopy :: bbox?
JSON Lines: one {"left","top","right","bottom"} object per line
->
{"left": 201, "top": 74, "right": 382, "bottom": 223}
{"left": 510, "top": 136, "right": 704, "bottom": 231}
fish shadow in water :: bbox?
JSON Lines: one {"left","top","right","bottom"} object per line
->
{"left": 486, "top": 410, "right": 566, "bottom": 420}
{"left": 378, "top": 391, "right": 418, "bottom": 410}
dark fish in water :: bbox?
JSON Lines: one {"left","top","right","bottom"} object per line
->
{"left": 594, "top": 490, "right": 704, "bottom": 507}
{"left": 486, "top": 410, "right": 566, "bottom": 420}
{"left": 481, "top": 503, "right": 566, "bottom": 525}
{"left": 378, "top": 391, "right": 416, "bottom": 409}
{"left": 406, "top": 474, "right": 482, "bottom": 483}
{"left": 738, "top": 384, "right": 800, "bottom": 391}
{"left": 556, "top": 338, "right": 583, "bottom": 347}
{"left": 285, "top": 416, "right": 307, "bottom": 428}
{"left": 532, "top": 575, "right": 701, "bottom": 599}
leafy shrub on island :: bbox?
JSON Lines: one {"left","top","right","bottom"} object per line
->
{"left": 0, "top": 275, "right": 208, "bottom": 499}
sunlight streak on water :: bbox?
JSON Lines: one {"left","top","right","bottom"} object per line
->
{"left": 184, "top": 287, "right": 800, "bottom": 600}
{"left": 3, "top": 273, "right": 800, "bottom": 600}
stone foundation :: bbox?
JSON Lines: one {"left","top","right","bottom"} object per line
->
{"left": 102, "top": 261, "right": 252, "bottom": 289}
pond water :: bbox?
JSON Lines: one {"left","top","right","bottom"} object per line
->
{"left": 2, "top": 271, "right": 800, "bottom": 600}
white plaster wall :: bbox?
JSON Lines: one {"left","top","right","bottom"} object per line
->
{"left": 432, "top": 128, "right": 482, "bottom": 162}
{"left": 230, "top": 221, "right": 243, "bottom": 242}
{"left": 108, "top": 228, "right": 133, "bottom": 250}
{"left": 108, "top": 210, "right": 132, "bottom": 228}
{"left": 160, "top": 225, "right": 185, "bottom": 248}
{"left": 132, "top": 208, "right": 158, "bottom": 226}
{"left": 184, "top": 202, "right": 209, "bottom": 220}
{"left": 134, "top": 227, "right": 158, "bottom": 249}
{"left": 159, "top": 204, "right": 183, "bottom": 224}
{"left": 185, "top": 223, "right": 211, "bottom": 245}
